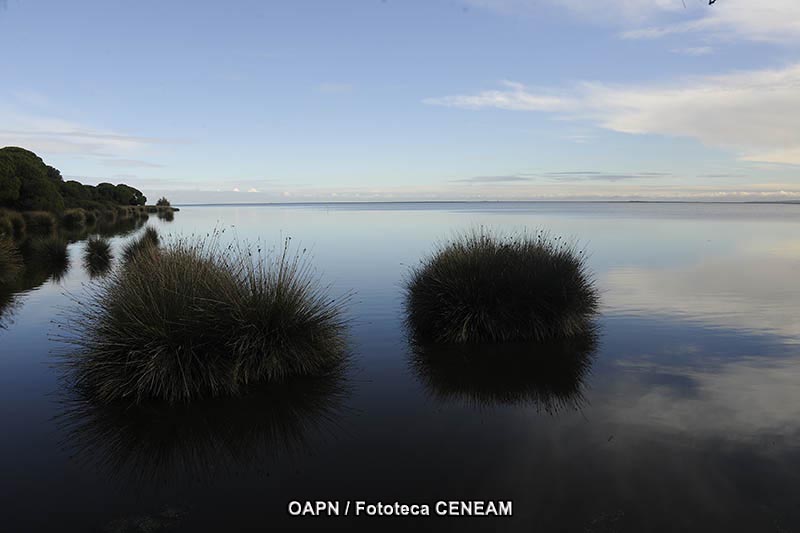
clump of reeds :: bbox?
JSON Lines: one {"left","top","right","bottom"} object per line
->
{"left": 405, "top": 228, "right": 598, "bottom": 344}
{"left": 122, "top": 226, "right": 160, "bottom": 262}
{"left": 62, "top": 234, "right": 349, "bottom": 404}
{"left": 23, "top": 211, "right": 57, "bottom": 235}
{"left": 0, "top": 210, "right": 26, "bottom": 240}
{"left": 0, "top": 238, "right": 23, "bottom": 285}
{"left": 61, "top": 208, "right": 87, "bottom": 230}
{"left": 84, "top": 210, "right": 97, "bottom": 226}
{"left": 83, "top": 237, "right": 113, "bottom": 277}
{"left": 24, "top": 237, "right": 70, "bottom": 282}
{"left": 157, "top": 209, "right": 175, "bottom": 222}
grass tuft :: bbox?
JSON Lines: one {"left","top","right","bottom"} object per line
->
{"left": 62, "top": 234, "right": 349, "bottom": 404}
{"left": 405, "top": 228, "right": 599, "bottom": 343}
{"left": 61, "top": 208, "right": 87, "bottom": 230}
{"left": 23, "top": 237, "right": 70, "bottom": 282}
{"left": 83, "top": 236, "right": 113, "bottom": 277}
{"left": 122, "top": 226, "right": 160, "bottom": 262}
{"left": 0, "top": 238, "right": 23, "bottom": 285}
{"left": 23, "top": 211, "right": 57, "bottom": 235}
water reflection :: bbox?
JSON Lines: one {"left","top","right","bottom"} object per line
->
{"left": 604, "top": 243, "right": 800, "bottom": 340}
{"left": 57, "top": 369, "right": 351, "bottom": 486}
{"left": 409, "top": 329, "right": 598, "bottom": 412}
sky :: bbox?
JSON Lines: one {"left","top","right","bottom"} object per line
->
{"left": 1, "top": 0, "right": 799, "bottom": 203}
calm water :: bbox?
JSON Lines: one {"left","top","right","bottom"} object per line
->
{"left": 2, "top": 202, "right": 800, "bottom": 532}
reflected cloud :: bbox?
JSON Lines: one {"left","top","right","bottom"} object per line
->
{"left": 604, "top": 248, "right": 800, "bottom": 339}
{"left": 409, "top": 330, "right": 598, "bottom": 411}
{"left": 607, "top": 356, "right": 800, "bottom": 443}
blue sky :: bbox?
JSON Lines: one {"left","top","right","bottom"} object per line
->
{"left": 1, "top": 0, "right": 799, "bottom": 202}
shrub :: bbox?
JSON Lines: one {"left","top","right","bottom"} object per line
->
{"left": 63, "top": 236, "right": 349, "bottom": 403}
{"left": 0, "top": 238, "right": 23, "bottom": 285}
{"left": 410, "top": 331, "right": 597, "bottom": 410}
{"left": 61, "top": 208, "right": 87, "bottom": 230}
{"left": 23, "top": 211, "right": 57, "bottom": 234}
{"left": 156, "top": 197, "right": 171, "bottom": 207}
{"left": 83, "top": 237, "right": 113, "bottom": 277}
{"left": 405, "top": 228, "right": 598, "bottom": 344}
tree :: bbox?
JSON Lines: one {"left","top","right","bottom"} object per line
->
{"left": 156, "top": 197, "right": 171, "bottom": 207}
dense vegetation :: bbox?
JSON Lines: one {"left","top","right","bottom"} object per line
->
{"left": 63, "top": 234, "right": 350, "bottom": 404}
{"left": 405, "top": 228, "right": 599, "bottom": 343}
{"left": 0, "top": 147, "right": 147, "bottom": 212}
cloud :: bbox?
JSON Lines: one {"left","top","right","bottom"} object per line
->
{"left": 425, "top": 63, "right": 800, "bottom": 164}
{"left": 467, "top": 0, "right": 800, "bottom": 44}
{"left": 670, "top": 46, "right": 714, "bottom": 56}
{"left": 452, "top": 175, "right": 535, "bottom": 183}
{"left": 100, "top": 158, "right": 164, "bottom": 168}
{"left": 543, "top": 171, "right": 671, "bottom": 182}
{"left": 621, "top": 0, "right": 800, "bottom": 44}
{"left": 423, "top": 80, "right": 572, "bottom": 111}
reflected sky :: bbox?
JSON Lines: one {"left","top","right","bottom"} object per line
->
{"left": 2, "top": 203, "right": 800, "bottom": 532}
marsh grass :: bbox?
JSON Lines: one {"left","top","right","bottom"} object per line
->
{"left": 0, "top": 238, "right": 23, "bottom": 285}
{"left": 61, "top": 209, "right": 87, "bottom": 230}
{"left": 157, "top": 209, "right": 175, "bottom": 222}
{"left": 0, "top": 210, "right": 26, "bottom": 240}
{"left": 83, "top": 237, "right": 113, "bottom": 277}
{"left": 23, "top": 211, "right": 57, "bottom": 235}
{"left": 121, "top": 226, "right": 160, "bottom": 262}
{"left": 61, "top": 233, "right": 350, "bottom": 404}
{"left": 405, "top": 228, "right": 599, "bottom": 343}
{"left": 409, "top": 329, "right": 597, "bottom": 411}
{"left": 22, "top": 236, "right": 70, "bottom": 282}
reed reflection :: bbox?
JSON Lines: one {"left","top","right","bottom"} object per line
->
{"left": 409, "top": 329, "right": 598, "bottom": 412}
{"left": 57, "top": 367, "right": 351, "bottom": 486}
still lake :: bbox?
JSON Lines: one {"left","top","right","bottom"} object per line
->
{"left": 2, "top": 202, "right": 800, "bottom": 532}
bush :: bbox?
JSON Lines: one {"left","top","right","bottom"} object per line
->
{"left": 156, "top": 197, "right": 171, "bottom": 207}
{"left": 23, "top": 211, "right": 57, "bottom": 234}
{"left": 410, "top": 331, "right": 597, "bottom": 410}
{"left": 83, "top": 237, "right": 113, "bottom": 277}
{"left": 63, "top": 236, "right": 349, "bottom": 403}
{"left": 0, "top": 238, "right": 23, "bottom": 285}
{"left": 405, "top": 228, "right": 598, "bottom": 343}
{"left": 61, "top": 208, "right": 87, "bottom": 230}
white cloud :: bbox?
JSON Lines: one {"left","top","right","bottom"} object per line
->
{"left": 467, "top": 0, "right": 800, "bottom": 44}
{"left": 425, "top": 63, "right": 800, "bottom": 164}
{"left": 423, "top": 80, "right": 571, "bottom": 111}
{"left": 622, "top": 0, "right": 800, "bottom": 44}
{"left": 670, "top": 46, "right": 713, "bottom": 56}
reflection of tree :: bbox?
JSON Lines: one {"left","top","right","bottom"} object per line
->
{"left": 409, "top": 328, "right": 598, "bottom": 412}
{"left": 56, "top": 367, "right": 350, "bottom": 486}
{"left": 0, "top": 217, "right": 148, "bottom": 328}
